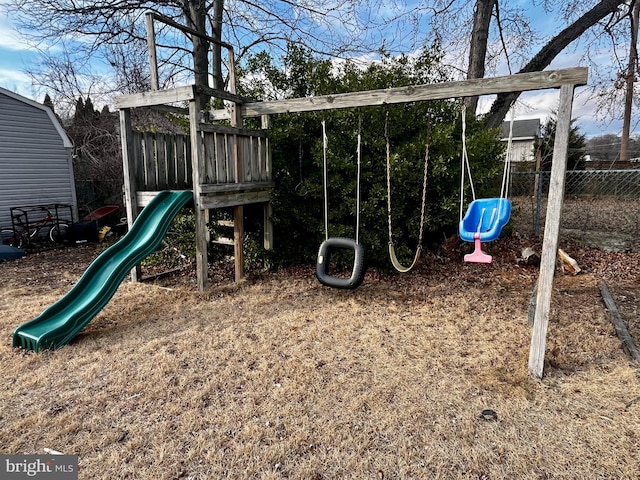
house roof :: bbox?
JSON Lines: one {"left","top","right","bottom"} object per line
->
{"left": 500, "top": 118, "right": 541, "bottom": 141}
{"left": 0, "top": 87, "right": 72, "bottom": 148}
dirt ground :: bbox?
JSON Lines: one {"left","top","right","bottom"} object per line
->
{"left": 1, "top": 234, "right": 640, "bottom": 479}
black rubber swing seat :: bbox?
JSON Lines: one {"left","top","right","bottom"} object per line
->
{"left": 316, "top": 237, "right": 366, "bottom": 290}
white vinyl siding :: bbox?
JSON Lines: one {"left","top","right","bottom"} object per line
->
{"left": 0, "top": 91, "right": 76, "bottom": 230}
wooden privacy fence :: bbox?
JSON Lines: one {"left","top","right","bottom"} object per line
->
{"left": 132, "top": 128, "right": 270, "bottom": 191}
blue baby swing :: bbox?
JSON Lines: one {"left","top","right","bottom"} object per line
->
{"left": 458, "top": 105, "right": 514, "bottom": 263}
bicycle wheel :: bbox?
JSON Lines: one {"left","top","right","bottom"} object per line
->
{"left": 1, "top": 229, "right": 23, "bottom": 248}
{"left": 49, "top": 223, "right": 69, "bottom": 244}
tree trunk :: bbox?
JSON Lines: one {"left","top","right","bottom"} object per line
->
{"left": 485, "top": 0, "right": 626, "bottom": 129}
{"left": 211, "top": 0, "right": 224, "bottom": 90}
{"left": 186, "top": 0, "right": 210, "bottom": 102}
{"left": 466, "top": 0, "right": 496, "bottom": 114}
{"left": 621, "top": 0, "right": 639, "bottom": 162}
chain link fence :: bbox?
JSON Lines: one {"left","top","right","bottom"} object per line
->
{"left": 511, "top": 170, "right": 640, "bottom": 252}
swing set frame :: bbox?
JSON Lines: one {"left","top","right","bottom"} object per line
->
{"left": 212, "top": 67, "right": 589, "bottom": 378}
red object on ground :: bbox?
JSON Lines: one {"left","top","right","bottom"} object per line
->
{"left": 83, "top": 205, "right": 119, "bottom": 222}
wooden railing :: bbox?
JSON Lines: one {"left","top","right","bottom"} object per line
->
{"left": 133, "top": 131, "right": 192, "bottom": 190}
{"left": 199, "top": 124, "right": 270, "bottom": 184}
{"left": 132, "top": 127, "right": 271, "bottom": 191}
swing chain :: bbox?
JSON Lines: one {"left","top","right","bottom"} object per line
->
{"left": 385, "top": 110, "right": 429, "bottom": 253}
{"left": 417, "top": 144, "right": 429, "bottom": 247}
{"left": 385, "top": 111, "right": 394, "bottom": 243}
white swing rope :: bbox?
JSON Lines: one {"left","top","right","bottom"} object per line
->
{"left": 459, "top": 102, "right": 516, "bottom": 225}
{"left": 321, "top": 116, "right": 363, "bottom": 244}
{"left": 322, "top": 120, "right": 329, "bottom": 241}
{"left": 386, "top": 112, "right": 429, "bottom": 273}
{"left": 500, "top": 108, "right": 516, "bottom": 200}
{"left": 356, "top": 114, "right": 362, "bottom": 245}
{"left": 459, "top": 104, "right": 476, "bottom": 224}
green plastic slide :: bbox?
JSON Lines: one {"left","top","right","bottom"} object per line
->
{"left": 13, "top": 190, "right": 193, "bottom": 352}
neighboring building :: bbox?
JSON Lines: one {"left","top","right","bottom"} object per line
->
{"left": 0, "top": 87, "right": 77, "bottom": 230}
{"left": 500, "top": 118, "right": 541, "bottom": 164}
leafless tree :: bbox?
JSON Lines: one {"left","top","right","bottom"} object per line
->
{"left": 5, "top": 0, "right": 636, "bottom": 133}
{"left": 620, "top": 0, "right": 639, "bottom": 160}
{"left": 465, "top": 0, "right": 497, "bottom": 114}
{"left": 5, "top": 0, "right": 397, "bottom": 110}
{"left": 457, "top": 0, "right": 629, "bottom": 128}
{"left": 390, "top": 0, "right": 632, "bottom": 128}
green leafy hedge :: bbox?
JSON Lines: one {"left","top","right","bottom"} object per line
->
{"left": 240, "top": 45, "right": 505, "bottom": 269}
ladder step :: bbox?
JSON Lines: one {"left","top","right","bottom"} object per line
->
{"left": 215, "top": 220, "right": 234, "bottom": 228}
{"left": 212, "top": 237, "right": 234, "bottom": 246}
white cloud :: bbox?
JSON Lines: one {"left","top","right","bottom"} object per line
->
{"left": 0, "top": 67, "right": 34, "bottom": 99}
{"left": 0, "top": 23, "right": 26, "bottom": 51}
{"left": 0, "top": 67, "right": 29, "bottom": 83}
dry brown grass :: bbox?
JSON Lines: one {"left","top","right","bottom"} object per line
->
{"left": 1, "top": 242, "right": 640, "bottom": 479}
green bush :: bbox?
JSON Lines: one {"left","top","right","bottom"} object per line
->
{"left": 143, "top": 211, "right": 196, "bottom": 267}
{"left": 240, "top": 45, "right": 505, "bottom": 269}
{"left": 208, "top": 206, "right": 268, "bottom": 272}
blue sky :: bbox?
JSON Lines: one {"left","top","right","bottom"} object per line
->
{"left": 0, "top": 13, "right": 35, "bottom": 96}
{"left": 0, "top": 2, "right": 630, "bottom": 138}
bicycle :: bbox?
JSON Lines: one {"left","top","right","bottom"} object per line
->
{"left": 1, "top": 207, "right": 70, "bottom": 249}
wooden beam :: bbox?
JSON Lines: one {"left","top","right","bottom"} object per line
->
{"left": 189, "top": 98, "right": 209, "bottom": 291}
{"left": 228, "top": 69, "right": 246, "bottom": 283}
{"left": 136, "top": 191, "right": 160, "bottom": 208}
{"left": 233, "top": 205, "right": 244, "bottom": 281}
{"left": 148, "top": 12, "right": 234, "bottom": 51}
{"left": 210, "top": 68, "right": 588, "bottom": 119}
{"left": 600, "top": 282, "right": 640, "bottom": 363}
{"left": 199, "top": 181, "right": 273, "bottom": 194}
{"left": 119, "top": 108, "right": 141, "bottom": 282}
{"left": 196, "top": 123, "right": 269, "bottom": 138}
{"left": 145, "top": 13, "right": 159, "bottom": 91}
{"left": 264, "top": 201, "right": 273, "bottom": 252}
{"left": 151, "top": 104, "right": 189, "bottom": 116}
{"left": 136, "top": 189, "right": 273, "bottom": 209}
{"left": 115, "top": 86, "right": 247, "bottom": 110}
{"left": 196, "top": 85, "right": 250, "bottom": 105}
{"left": 115, "top": 86, "right": 197, "bottom": 109}
{"left": 528, "top": 83, "right": 576, "bottom": 379}
{"left": 262, "top": 114, "right": 274, "bottom": 262}
{"left": 199, "top": 191, "right": 271, "bottom": 209}
{"left": 528, "top": 279, "right": 538, "bottom": 327}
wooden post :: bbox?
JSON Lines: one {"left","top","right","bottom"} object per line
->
{"left": 189, "top": 98, "right": 209, "bottom": 291}
{"left": 232, "top": 171, "right": 244, "bottom": 280}
{"left": 228, "top": 51, "right": 245, "bottom": 282}
{"left": 119, "top": 108, "right": 141, "bottom": 282}
{"left": 261, "top": 114, "right": 273, "bottom": 259}
{"left": 145, "top": 12, "right": 159, "bottom": 91}
{"left": 527, "top": 279, "right": 538, "bottom": 327}
{"left": 533, "top": 147, "right": 543, "bottom": 236}
{"left": 600, "top": 282, "right": 640, "bottom": 363}
{"left": 528, "top": 83, "right": 576, "bottom": 379}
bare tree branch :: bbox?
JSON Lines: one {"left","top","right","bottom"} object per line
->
{"left": 485, "top": 0, "right": 628, "bottom": 129}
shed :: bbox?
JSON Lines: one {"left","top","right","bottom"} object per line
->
{"left": 500, "top": 118, "right": 541, "bottom": 163}
{"left": 0, "top": 88, "right": 77, "bottom": 230}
